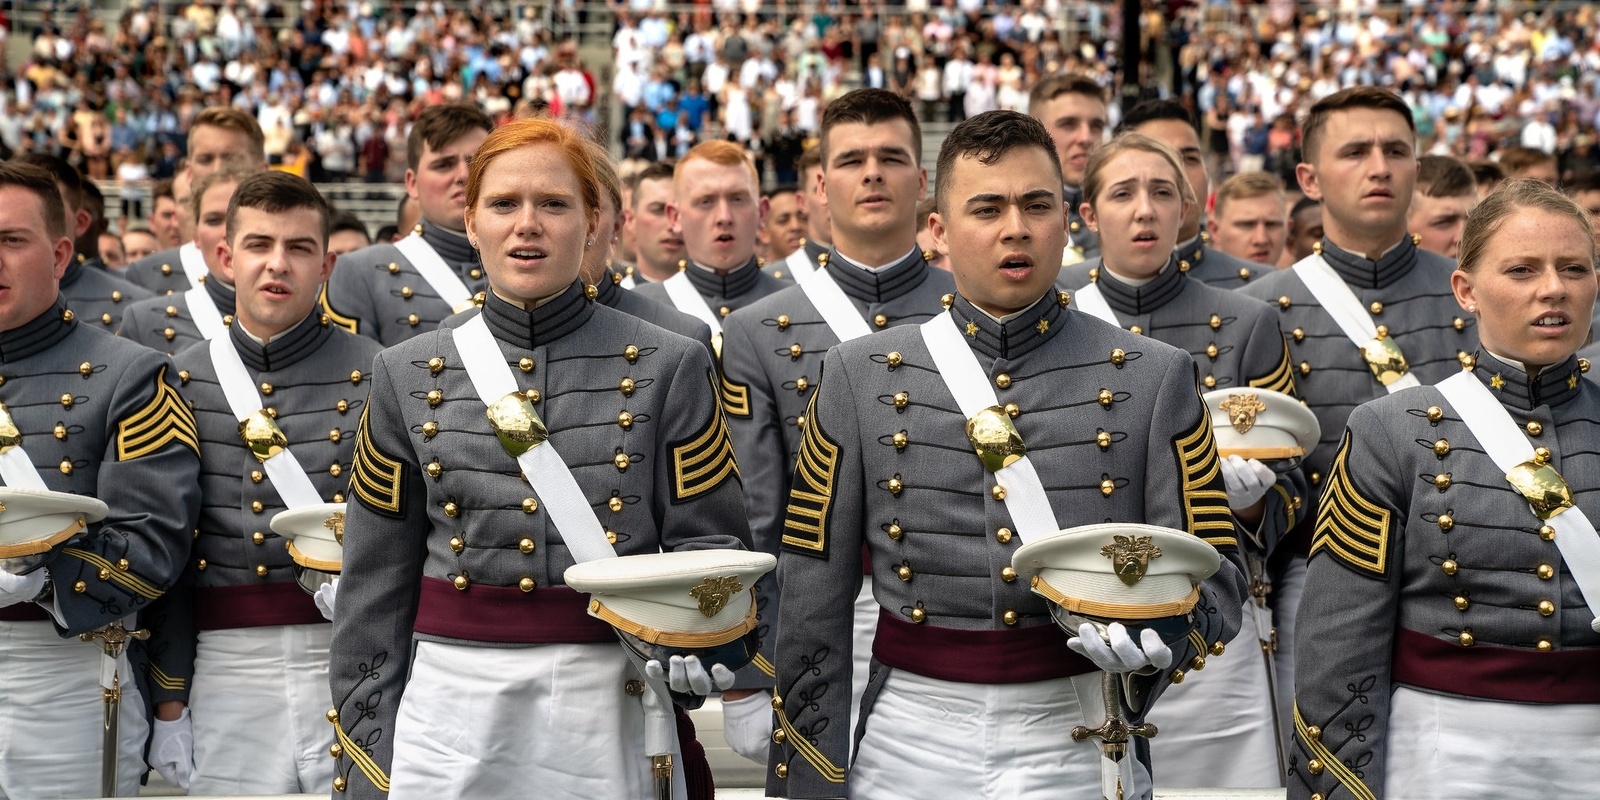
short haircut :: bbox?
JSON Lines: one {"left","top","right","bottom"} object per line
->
{"left": 1115, "top": 99, "right": 1195, "bottom": 135}
{"left": 819, "top": 87, "right": 923, "bottom": 162}
{"left": 629, "top": 161, "right": 676, "bottom": 209}
{"left": 675, "top": 139, "right": 759, "bottom": 193}
{"left": 1565, "top": 172, "right": 1600, "bottom": 196}
{"left": 190, "top": 168, "right": 253, "bottom": 221}
{"left": 407, "top": 103, "right": 494, "bottom": 171}
{"left": 188, "top": 106, "right": 266, "bottom": 163}
{"left": 0, "top": 161, "right": 68, "bottom": 238}
{"left": 1083, "top": 133, "right": 1195, "bottom": 208}
{"left": 766, "top": 184, "right": 800, "bottom": 202}
{"left": 933, "top": 110, "right": 1062, "bottom": 213}
{"left": 395, "top": 194, "right": 412, "bottom": 221}
{"left": 915, "top": 195, "right": 937, "bottom": 228}
{"left": 1457, "top": 178, "right": 1594, "bottom": 273}
{"left": 466, "top": 118, "right": 602, "bottom": 229}
{"left": 1026, "top": 72, "right": 1106, "bottom": 116}
{"left": 1213, "top": 171, "right": 1286, "bottom": 219}
{"left": 123, "top": 225, "right": 156, "bottom": 237}
{"left": 1291, "top": 196, "right": 1321, "bottom": 218}
{"left": 1415, "top": 155, "right": 1476, "bottom": 199}
{"left": 797, "top": 144, "right": 824, "bottom": 180}
{"left": 13, "top": 153, "right": 85, "bottom": 211}
{"left": 79, "top": 180, "right": 106, "bottom": 227}
{"left": 152, "top": 178, "right": 175, "bottom": 202}
{"left": 1497, "top": 146, "right": 1557, "bottom": 177}
{"left": 1300, "top": 86, "right": 1414, "bottom": 163}
{"left": 330, "top": 210, "right": 370, "bottom": 241}
{"left": 225, "top": 171, "right": 332, "bottom": 245}
{"left": 1469, "top": 159, "right": 1505, "bottom": 187}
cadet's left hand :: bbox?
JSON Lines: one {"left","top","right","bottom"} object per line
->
{"left": 645, "top": 654, "right": 737, "bottom": 695}
{"left": 0, "top": 569, "right": 45, "bottom": 609}
{"left": 1220, "top": 455, "right": 1275, "bottom": 511}
{"left": 1067, "top": 622, "right": 1173, "bottom": 674}
{"left": 313, "top": 578, "right": 338, "bottom": 622}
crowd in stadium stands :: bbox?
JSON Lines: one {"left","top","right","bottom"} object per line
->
{"left": 4, "top": 2, "right": 1600, "bottom": 219}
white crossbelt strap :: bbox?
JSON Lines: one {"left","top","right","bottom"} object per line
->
{"left": 619, "top": 274, "right": 636, "bottom": 290}
{"left": 1436, "top": 370, "right": 1600, "bottom": 632}
{"left": 661, "top": 271, "right": 721, "bottom": 333}
{"left": 207, "top": 335, "right": 324, "bottom": 508}
{"left": 1292, "top": 254, "right": 1420, "bottom": 392}
{"left": 798, "top": 267, "right": 872, "bottom": 342}
{"left": 918, "top": 311, "right": 1055, "bottom": 543}
{"left": 783, "top": 245, "right": 817, "bottom": 280}
{"left": 178, "top": 242, "right": 208, "bottom": 289}
{"left": 450, "top": 314, "right": 616, "bottom": 563}
{"left": 184, "top": 285, "right": 228, "bottom": 342}
{"left": 1072, "top": 282, "right": 1118, "bottom": 326}
{"left": 394, "top": 233, "right": 473, "bottom": 311}
{"left": 0, "top": 434, "right": 47, "bottom": 490}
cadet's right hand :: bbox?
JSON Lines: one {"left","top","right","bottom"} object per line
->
{"left": 0, "top": 569, "right": 45, "bottom": 609}
{"left": 149, "top": 708, "right": 194, "bottom": 790}
{"left": 1067, "top": 622, "right": 1174, "bottom": 674}
{"left": 1220, "top": 455, "right": 1275, "bottom": 511}
{"left": 314, "top": 578, "right": 338, "bottom": 622}
{"left": 721, "top": 690, "right": 774, "bottom": 763}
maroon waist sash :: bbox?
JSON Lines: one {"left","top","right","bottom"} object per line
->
{"left": 0, "top": 604, "right": 49, "bottom": 622}
{"left": 1393, "top": 627, "right": 1600, "bottom": 704}
{"left": 872, "top": 608, "right": 1096, "bottom": 684}
{"left": 194, "top": 582, "right": 328, "bottom": 630}
{"left": 412, "top": 577, "right": 615, "bottom": 644}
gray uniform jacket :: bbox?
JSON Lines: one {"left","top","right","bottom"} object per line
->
{"left": 1239, "top": 237, "right": 1478, "bottom": 501}
{"left": 1291, "top": 352, "right": 1600, "bottom": 800}
{"left": 140, "top": 313, "right": 382, "bottom": 705}
{"left": 124, "top": 246, "right": 191, "bottom": 296}
{"left": 0, "top": 299, "right": 201, "bottom": 636}
{"left": 720, "top": 248, "right": 953, "bottom": 688}
{"left": 594, "top": 268, "right": 715, "bottom": 353}
{"left": 319, "top": 224, "right": 486, "bottom": 347}
{"left": 1058, "top": 234, "right": 1268, "bottom": 293}
{"left": 60, "top": 255, "right": 152, "bottom": 333}
{"left": 118, "top": 278, "right": 237, "bottom": 356}
{"left": 631, "top": 257, "right": 789, "bottom": 329}
{"left": 328, "top": 283, "right": 750, "bottom": 799}
{"left": 768, "top": 290, "right": 1248, "bottom": 799}
{"left": 1071, "top": 257, "right": 1308, "bottom": 554}
{"left": 1063, "top": 184, "right": 1101, "bottom": 263}
{"left": 767, "top": 239, "right": 828, "bottom": 282}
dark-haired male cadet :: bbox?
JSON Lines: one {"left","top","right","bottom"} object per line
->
{"left": 319, "top": 104, "right": 493, "bottom": 345}
{"left": 0, "top": 161, "right": 201, "bottom": 798}
{"left": 773, "top": 146, "right": 833, "bottom": 281}
{"left": 1028, "top": 72, "right": 1107, "bottom": 264}
{"left": 769, "top": 110, "right": 1245, "bottom": 800}
{"left": 720, "top": 88, "right": 953, "bottom": 763}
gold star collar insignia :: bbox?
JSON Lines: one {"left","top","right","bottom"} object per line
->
{"left": 965, "top": 322, "right": 979, "bottom": 337}
{"left": 1489, "top": 374, "right": 1505, "bottom": 390}
{"left": 1569, "top": 373, "right": 1581, "bottom": 390}
{"left": 1035, "top": 318, "right": 1050, "bottom": 335}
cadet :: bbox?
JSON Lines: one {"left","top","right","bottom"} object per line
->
{"left": 329, "top": 118, "right": 750, "bottom": 799}
{"left": 14, "top": 153, "right": 153, "bottom": 332}
{"left": 1240, "top": 88, "right": 1479, "bottom": 732}
{"left": 760, "top": 184, "right": 807, "bottom": 272}
{"left": 633, "top": 141, "right": 788, "bottom": 346}
{"left": 319, "top": 104, "right": 493, "bottom": 345}
{"left": 1407, "top": 154, "right": 1477, "bottom": 260}
{"left": 773, "top": 146, "right": 833, "bottom": 282}
{"left": 125, "top": 107, "right": 268, "bottom": 295}
{"left": 719, "top": 88, "right": 954, "bottom": 761}
{"left": 0, "top": 161, "right": 201, "bottom": 797}
{"left": 768, "top": 110, "right": 1246, "bottom": 800}
{"left": 1208, "top": 171, "right": 1290, "bottom": 269}
{"left": 1028, "top": 72, "right": 1108, "bottom": 264}
{"left": 1071, "top": 133, "right": 1302, "bottom": 787}
{"left": 1294, "top": 180, "right": 1600, "bottom": 799}
{"left": 138, "top": 172, "right": 382, "bottom": 793}
{"left": 621, "top": 161, "right": 687, "bottom": 285}
{"left": 119, "top": 170, "right": 249, "bottom": 355}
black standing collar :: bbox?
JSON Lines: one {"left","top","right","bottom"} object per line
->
{"left": 419, "top": 221, "right": 479, "bottom": 269}
{"left": 230, "top": 309, "right": 336, "bottom": 373}
{"left": 481, "top": 280, "right": 595, "bottom": 349}
{"left": 1318, "top": 235, "right": 1419, "bottom": 290}
{"left": 683, "top": 256, "right": 762, "bottom": 299}
{"left": 0, "top": 298, "right": 74, "bottom": 363}
{"left": 1472, "top": 350, "right": 1586, "bottom": 411}
{"left": 948, "top": 290, "right": 1069, "bottom": 361}
{"left": 1092, "top": 254, "right": 1185, "bottom": 317}
{"left": 825, "top": 247, "right": 930, "bottom": 304}
{"left": 205, "top": 277, "right": 238, "bottom": 316}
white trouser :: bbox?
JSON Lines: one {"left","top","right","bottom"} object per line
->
{"left": 389, "top": 640, "right": 686, "bottom": 800}
{"left": 1385, "top": 686, "right": 1600, "bottom": 798}
{"left": 189, "top": 623, "right": 335, "bottom": 794}
{"left": 0, "top": 620, "right": 146, "bottom": 800}
{"left": 1147, "top": 600, "right": 1280, "bottom": 787}
{"left": 1273, "top": 553, "right": 1306, "bottom": 754}
{"left": 848, "top": 574, "right": 875, "bottom": 748}
{"left": 851, "top": 668, "right": 1116, "bottom": 799}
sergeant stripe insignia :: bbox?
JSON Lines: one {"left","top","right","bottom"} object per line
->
{"left": 350, "top": 404, "right": 405, "bottom": 517}
{"left": 775, "top": 697, "right": 847, "bottom": 784}
{"left": 318, "top": 284, "right": 359, "bottom": 333}
{"left": 1311, "top": 431, "right": 1391, "bottom": 576}
{"left": 334, "top": 720, "right": 392, "bottom": 792}
{"left": 1173, "top": 411, "right": 1236, "bottom": 546}
{"left": 116, "top": 365, "right": 200, "bottom": 460}
{"left": 721, "top": 371, "right": 752, "bottom": 418}
{"left": 1248, "top": 335, "right": 1297, "bottom": 395}
{"left": 60, "top": 547, "right": 164, "bottom": 599}
{"left": 671, "top": 372, "right": 740, "bottom": 502}
{"left": 783, "top": 389, "right": 838, "bottom": 556}
{"left": 1293, "top": 703, "right": 1378, "bottom": 800}
{"left": 149, "top": 664, "right": 186, "bottom": 691}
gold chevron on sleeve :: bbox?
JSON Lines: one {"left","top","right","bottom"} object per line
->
{"left": 116, "top": 365, "right": 200, "bottom": 461}
{"left": 721, "top": 371, "right": 752, "bottom": 418}
{"left": 672, "top": 372, "right": 740, "bottom": 502}
{"left": 149, "top": 664, "right": 186, "bottom": 691}
{"left": 350, "top": 404, "right": 404, "bottom": 515}
{"left": 1248, "top": 335, "right": 1297, "bottom": 395}
{"left": 334, "top": 721, "right": 391, "bottom": 792}
{"left": 60, "top": 548, "right": 163, "bottom": 599}
{"left": 1294, "top": 703, "right": 1378, "bottom": 800}
{"left": 752, "top": 653, "right": 776, "bottom": 678}
{"left": 1311, "top": 432, "right": 1391, "bottom": 576}
{"left": 774, "top": 698, "right": 846, "bottom": 784}
{"left": 783, "top": 390, "right": 838, "bottom": 554}
{"left": 319, "top": 284, "right": 359, "bottom": 333}
{"left": 1174, "top": 411, "right": 1236, "bottom": 546}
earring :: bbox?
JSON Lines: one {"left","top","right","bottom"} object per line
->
{"left": 1468, "top": 304, "right": 1477, "bottom": 313}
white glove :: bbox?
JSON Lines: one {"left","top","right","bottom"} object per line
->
{"left": 1220, "top": 454, "right": 1275, "bottom": 511}
{"left": 314, "top": 577, "right": 339, "bottom": 622}
{"left": 0, "top": 569, "right": 45, "bottom": 609}
{"left": 645, "top": 654, "right": 737, "bottom": 696}
{"left": 1067, "top": 622, "right": 1174, "bottom": 674}
{"left": 149, "top": 708, "right": 194, "bottom": 790}
{"left": 722, "top": 691, "right": 775, "bottom": 763}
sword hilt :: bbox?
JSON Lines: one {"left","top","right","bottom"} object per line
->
{"left": 1071, "top": 716, "right": 1158, "bottom": 744}
{"left": 651, "top": 754, "right": 673, "bottom": 800}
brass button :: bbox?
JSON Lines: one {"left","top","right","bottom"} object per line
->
{"left": 337, "top": 399, "right": 350, "bottom": 413}
{"left": 470, "top": 269, "right": 483, "bottom": 279}
{"left": 887, "top": 523, "right": 903, "bottom": 540}
{"left": 1171, "top": 669, "right": 1185, "bottom": 684}
{"left": 1369, "top": 301, "right": 1383, "bottom": 314}
{"left": 1100, "top": 478, "right": 1115, "bottom": 497}
{"left": 873, "top": 313, "right": 887, "bottom": 328}
{"left": 251, "top": 500, "right": 264, "bottom": 513}
{"left": 772, "top": 729, "right": 786, "bottom": 744}
{"left": 443, "top": 502, "right": 459, "bottom": 518}
{"left": 117, "top": 558, "right": 130, "bottom": 571}
{"left": 795, "top": 377, "right": 809, "bottom": 392}
{"left": 422, "top": 421, "right": 439, "bottom": 438}
{"left": 1539, "top": 599, "right": 1555, "bottom": 616}
{"left": 994, "top": 373, "right": 1011, "bottom": 389}
{"left": 1537, "top": 638, "right": 1553, "bottom": 652}
{"left": 1191, "top": 655, "right": 1207, "bottom": 670}
{"left": 333, "top": 776, "right": 347, "bottom": 793}
{"left": 1004, "top": 403, "right": 1020, "bottom": 418}
{"left": 518, "top": 538, "right": 535, "bottom": 554}
{"left": 407, "top": 314, "right": 420, "bottom": 327}
{"left": 1538, "top": 564, "right": 1555, "bottom": 580}
{"left": 885, "top": 351, "right": 902, "bottom": 368}
{"left": 617, "top": 411, "right": 633, "bottom": 429}
{"left": 73, "top": 580, "right": 86, "bottom": 593}
{"left": 1238, "top": 267, "right": 1251, "bottom": 281}
{"left": 1208, "top": 314, "right": 1222, "bottom": 330}
{"left": 1205, "top": 343, "right": 1219, "bottom": 359}
{"left": 427, "top": 389, "right": 443, "bottom": 407}
{"left": 449, "top": 537, "right": 464, "bottom": 554}
{"left": 795, "top": 415, "right": 806, "bottom": 428}
{"left": 429, "top": 357, "right": 445, "bottom": 374}
{"left": 1210, "top": 641, "right": 1226, "bottom": 656}
{"left": 401, "top": 286, "right": 414, "bottom": 299}
{"left": 1433, "top": 439, "right": 1451, "bottom": 456}
{"left": 788, "top": 343, "right": 803, "bottom": 358}
{"left": 1426, "top": 406, "right": 1443, "bottom": 422}
{"left": 1441, "top": 559, "right": 1458, "bottom": 576}
{"left": 1003, "top": 610, "right": 1018, "bottom": 626}
{"left": 519, "top": 577, "right": 536, "bottom": 593}
{"left": 252, "top": 531, "right": 265, "bottom": 545}
{"left": 1203, "top": 375, "right": 1216, "bottom": 388}
{"left": 329, "top": 429, "right": 343, "bottom": 443}
{"left": 719, "top": 306, "right": 730, "bottom": 318}
{"left": 624, "top": 345, "right": 639, "bottom": 362}
{"left": 996, "top": 527, "right": 1013, "bottom": 544}
{"left": 255, "top": 564, "right": 269, "bottom": 577}
{"left": 1292, "top": 327, "right": 1305, "bottom": 342}
{"left": 330, "top": 743, "right": 343, "bottom": 759}
{"left": 1305, "top": 726, "right": 1321, "bottom": 743}
{"left": 1535, "top": 446, "right": 1553, "bottom": 464}
{"left": 1098, "top": 389, "right": 1113, "bottom": 407}
{"left": 425, "top": 461, "right": 442, "bottom": 478}
{"left": 892, "top": 431, "right": 908, "bottom": 450}
{"left": 896, "top": 564, "right": 912, "bottom": 581}
{"left": 1437, "top": 514, "right": 1453, "bottom": 532}
{"left": 887, "top": 476, "right": 903, "bottom": 495}
{"left": 78, "top": 361, "right": 92, "bottom": 377}
{"left": 1278, "top": 296, "right": 1292, "bottom": 309}
{"left": 387, "top": 262, "right": 400, "bottom": 274}
{"left": 195, "top": 560, "right": 206, "bottom": 572}
{"left": 112, "top": 291, "right": 123, "bottom": 303}
{"left": 519, "top": 357, "right": 535, "bottom": 372}
{"left": 990, "top": 485, "right": 1007, "bottom": 501}
{"left": 453, "top": 574, "right": 470, "bottom": 590}
{"left": 523, "top": 497, "right": 538, "bottom": 513}
{"left": 1128, "top": 325, "right": 1142, "bottom": 335}
{"left": 893, "top": 391, "right": 909, "bottom": 409}
{"left": 613, "top": 453, "right": 631, "bottom": 471}
{"left": 776, "top": 314, "right": 790, "bottom": 330}
{"left": 774, "top": 763, "right": 789, "bottom": 779}
{"left": 1526, "top": 420, "right": 1544, "bottom": 436}
{"left": 1096, "top": 431, "right": 1111, "bottom": 449}
{"left": 1299, "top": 361, "right": 1311, "bottom": 376}
{"left": 1457, "top": 630, "right": 1474, "bottom": 647}
{"left": 608, "top": 496, "right": 624, "bottom": 512}
{"left": 910, "top": 608, "right": 926, "bottom": 623}
{"left": 1453, "top": 317, "right": 1465, "bottom": 331}
{"left": 1000, "top": 566, "right": 1017, "bottom": 583}
{"left": 1434, "top": 473, "right": 1451, "bottom": 490}
{"left": 1110, "top": 348, "right": 1126, "bottom": 365}
{"left": 619, "top": 378, "right": 635, "bottom": 395}
{"left": 1540, "top": 525, "right": 1556, "bottom": 541}
{"left": 525, "top": 389, "right": 541, "bottom": 404}
{"left": 161, "top": 264, "right": 172, "bottom": 275}
{"left": 1307, "top": 758, "right": 1324, "bottom": 775}
{"left": 53, "top": 424, "right": 65, "bottom": 440}
{"left": 1453, "top": 595, "right": 1468, "bottom": 611}
{"left": 224, "top": 315, "right": 235, "bottom": 327}
{"left": 1375, "top": 324, "right": 1389, "bottom": 339}
{"left": 165, "top": 305, "right": 178, "bottom": 317}
{"left": 260, "top": 382, "right": 274, "bottom": 395}
{"left": 60, "top": 394, "right": 73, "bottom": 408}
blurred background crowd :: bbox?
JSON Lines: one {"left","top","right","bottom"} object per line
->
{"left": 2, "top": 0, "right": 1598, "bottom": 236}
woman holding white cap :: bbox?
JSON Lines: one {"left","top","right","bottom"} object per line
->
{"left": 1293, "top": 179, "right": 1600, "bottom": 800}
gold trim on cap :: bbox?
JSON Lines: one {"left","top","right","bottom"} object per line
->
{"left": 1030, "top": 578, "right": 1201, "bottom": 620}
{"left": 0, "top": 516, "right": 85, "bottom": 558}
{"left": 589, "top": 598, "right": 757, "bottom": 648}
{"left": 285, "top": 540, "right": 343, "bottom": 573}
